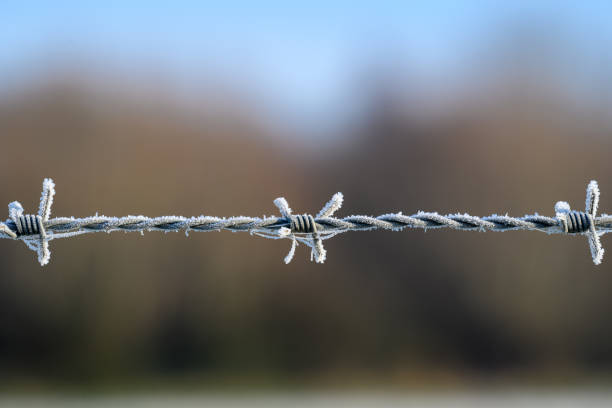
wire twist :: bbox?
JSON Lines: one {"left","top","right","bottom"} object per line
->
{"left": 561, "top": 211, "right": 591, "bottom": 234}
{"left": 0, "top": 179, "right": 609, "bottom": 266}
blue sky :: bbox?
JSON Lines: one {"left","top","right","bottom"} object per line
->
{"left": 2, "top": 1, "right": 612, "bottom": 123}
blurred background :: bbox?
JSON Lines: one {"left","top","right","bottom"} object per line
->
{"left": 2, "top": 0, "right": 612, "bottom": 405}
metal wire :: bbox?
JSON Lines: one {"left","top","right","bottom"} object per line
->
{"left": 1, "top": 179, "right": 609, "bottom": 266}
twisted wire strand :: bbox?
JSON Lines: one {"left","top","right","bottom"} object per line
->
{"left": 4, "top": 212, "right": 606, "bottom": 237}
{"left": 1, "top": 179, "right": 609, "bottom": 265}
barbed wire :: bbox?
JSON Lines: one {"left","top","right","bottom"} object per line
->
{"left": 1, "top": 179, "right": 609, "bottom": 266}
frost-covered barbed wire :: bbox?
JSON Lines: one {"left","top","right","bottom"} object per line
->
{"left": 0, "top": 179, "right": 610, "bottom": 266}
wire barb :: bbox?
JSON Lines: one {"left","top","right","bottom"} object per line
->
{"left": 1, "top": 179, "right": 54, "bottom": 265}
{"left": 0, "top": 179, "right": 609, "bottom": 266}
{"left": 555, "top": 180, "right": 604, "bottom": 265}
{"left": 265, "top": 192, "right": 344, "bottom": 263}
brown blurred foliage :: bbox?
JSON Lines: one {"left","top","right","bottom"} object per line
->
{"left": 2, "top": 33, "right": 612, "bottom": 389}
